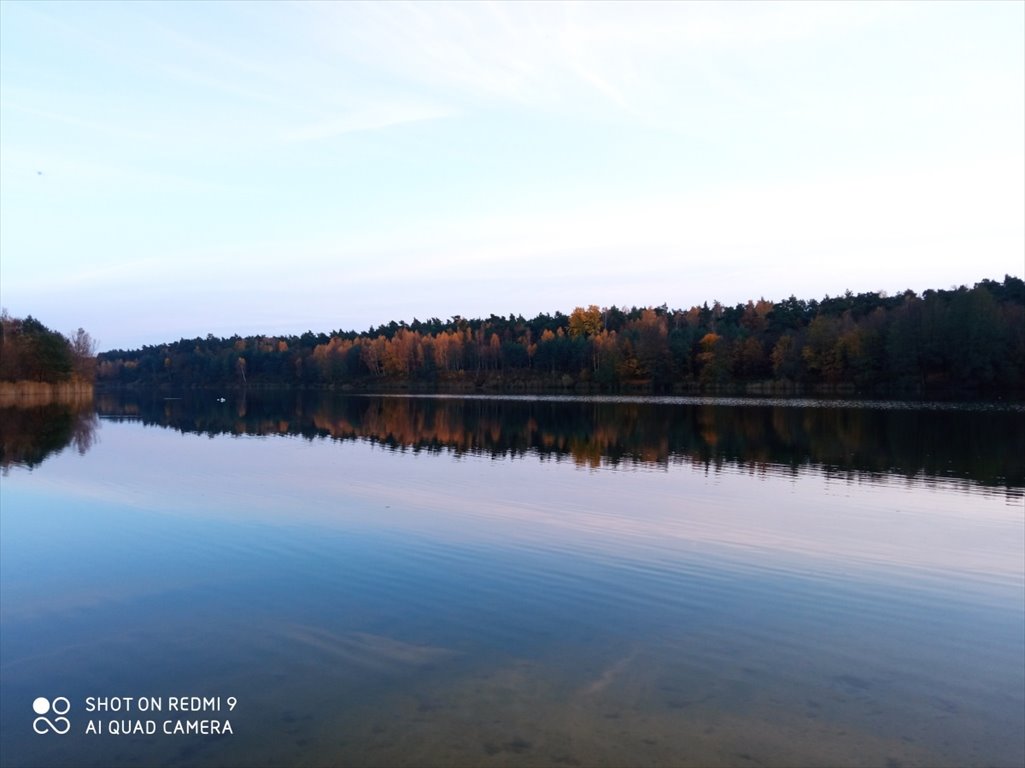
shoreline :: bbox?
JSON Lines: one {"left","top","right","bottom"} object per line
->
{"left": 92, "top": 378, "right": 1023, "bottom": 403}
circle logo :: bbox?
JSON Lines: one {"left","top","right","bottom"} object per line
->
{"left": 32, "top": 696, "right": 71, "bottom": 735}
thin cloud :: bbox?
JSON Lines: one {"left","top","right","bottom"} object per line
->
{"left": 2, "top": 2, "right": 1021, "bottom": 350}
{"left": 303, "top": 1, "right": 885, "bottom": 121}
{"left": 284, "top": 102, "right": 452, "bottom": 143}
{"left": 0, "top": 97, "right": 161, "bottom": 143}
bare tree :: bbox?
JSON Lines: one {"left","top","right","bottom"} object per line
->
{"left": 69, "top": 327, "right": 97, "bottom": 380}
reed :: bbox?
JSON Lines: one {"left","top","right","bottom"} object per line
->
{"left": 0, "top": 380, "right": 94, "bottom": 407}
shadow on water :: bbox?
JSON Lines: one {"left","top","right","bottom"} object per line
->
{"left": 94, "top": 390, "right": 1024, "bottom": 495}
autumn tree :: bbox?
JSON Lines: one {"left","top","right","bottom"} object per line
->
{"left": 624, "top": 310, "right": 671, "bottom": 385}
{"left": 568, "top": 305, "right": 603, "bottom": 338}
{"left": 802, "top": 315, "right": 843, "bottom": 383}
{"left": 697, "top": 332, "right": 729, "bottom": 385}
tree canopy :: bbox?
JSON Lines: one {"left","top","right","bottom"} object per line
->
{"left": 0, "top": 312, "right": 95, "bottom": 383}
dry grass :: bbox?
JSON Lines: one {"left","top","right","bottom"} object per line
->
{"left": 0, "top": 379, "right": 94, "bottom": 407}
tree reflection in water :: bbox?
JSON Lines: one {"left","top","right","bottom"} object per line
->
{"left": 1, "top": 403, "right": 98, "bottom": 471}
{"left": 92, "top": 392, "right": 1023, "bottom": 495}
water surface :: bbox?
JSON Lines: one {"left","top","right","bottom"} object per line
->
{"left": 1, "top": 394, "right": 1022, "bottom": 767}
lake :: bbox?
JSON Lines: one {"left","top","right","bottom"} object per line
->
{"left": 1, "top": 393, "right": 1023, "bottom": 768}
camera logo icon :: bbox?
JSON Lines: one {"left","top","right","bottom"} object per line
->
{"left": 32, "top": 697, "right": 71, "bottom": 735}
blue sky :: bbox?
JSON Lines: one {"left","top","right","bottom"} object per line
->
{"left": 1, "top": 1, "right": 1022, "bottom": 351}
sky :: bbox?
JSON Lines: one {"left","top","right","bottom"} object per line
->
{"left": 1, "top": 1, "right": 1022, "bottom": 352}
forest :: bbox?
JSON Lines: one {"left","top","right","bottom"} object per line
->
{"left": 97, "top": 276, "right": 1025, "bottom": 396}
{"left": 0, "top": 312, "right": 96, "bottom": 384}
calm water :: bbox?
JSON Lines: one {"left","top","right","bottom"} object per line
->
{"left": 1, "top": 393, "right": 1023, "bottom": 768}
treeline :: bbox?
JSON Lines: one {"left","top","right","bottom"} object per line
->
{"left": 0, "top": 312, "right": 96, "bottom": 383}
{"left": 97, "top": 276, "right": 1025, "bottom": 396}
